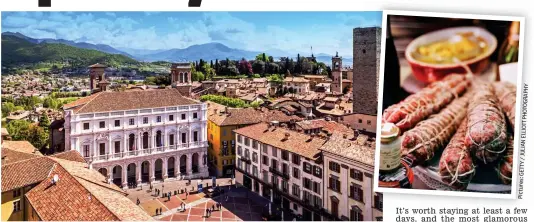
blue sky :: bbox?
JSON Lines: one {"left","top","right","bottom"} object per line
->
{"left": 1, "top": 11, "right": 381, "bottom": 56}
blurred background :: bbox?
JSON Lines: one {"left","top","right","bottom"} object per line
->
{"left": 389, "top": 15, "right": 511, "bottom": 62}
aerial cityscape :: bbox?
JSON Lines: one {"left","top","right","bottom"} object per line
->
{"left": 1, "top": 12, "right": 383, "bottom": 221}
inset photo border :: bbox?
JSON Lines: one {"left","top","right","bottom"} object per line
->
{"left": 374, "top": 10, "right": 525, "bottom": 199}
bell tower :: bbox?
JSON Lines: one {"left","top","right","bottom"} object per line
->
{"left": 88, "top": 63, "right": 107, "bottom": 93}
{"left": 331, "top": 52, "right": 343, "bottom": 94}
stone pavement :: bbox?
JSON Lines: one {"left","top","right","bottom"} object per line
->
{"left": 127, "top": 179, "right": 270, "bottom": 221}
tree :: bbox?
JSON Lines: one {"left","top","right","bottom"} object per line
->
{"left": 5, "top": 120, "right": 31, "bottom": 142}
{"left": 238, "top": 59, "right": 253, "bottom": 76}
{"left": 27, "top": 124, "right": 48, "bottom": 149}
{"left": 192, "top": 71, "right": 205, "bottom": 81}
{"left": 39, "top": 113, "right": 50, "bottom": 130}
{"left": 1, "top": 102, "right": 17, "bottom": 117}
{"left": 215, "top": 59, "right": 220, "bottom": 74}
{"left": 252, "top": 60, "right": 266, "bottom": 75}
{"left": 255, "top": 53, "right": 269, "bottom": 62}
{"left": 268, "top": 56, "right": 274, "bottom": 63}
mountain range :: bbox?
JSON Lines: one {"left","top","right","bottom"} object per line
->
{"left": 1, "top": 32, "right": 353, "bottom": 66}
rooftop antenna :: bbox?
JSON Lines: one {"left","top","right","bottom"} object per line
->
{"left": 52, "top": 174, "right": 59, "bottom": 184}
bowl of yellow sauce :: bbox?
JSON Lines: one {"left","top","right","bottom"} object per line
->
{"left": 405, "top": 27, "right": 497, "bottom": 83}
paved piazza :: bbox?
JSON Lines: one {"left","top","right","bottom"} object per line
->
{"left": 126, "top": 178, "right": 269, "bottom": 221}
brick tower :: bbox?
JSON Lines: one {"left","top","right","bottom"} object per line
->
{"left": 331, "top": 52, "right": 343, "bottom": 94}
{"left": 352, "top": 27, "right": 381, "bottom": 116}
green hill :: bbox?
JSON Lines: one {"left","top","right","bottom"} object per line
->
{"left": 1, "top": 34, "right": 139, "bottom": 68}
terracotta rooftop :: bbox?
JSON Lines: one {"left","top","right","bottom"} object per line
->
{"left": 1, "top": 156, "right": 56, "bottom": 192}
{"left": 63, "top": 88, "right": 200, "bottom": 114}
{"left": 1, "top": 128, "right": 8, "bottom": 136}
{"left": 2, "top": 141, "right": 42, "bottom": 155}
{"left": 320, "top": 133, "right": 376, "bottom": 166}
{"left": 324, "top": 97, "right": 340, "bottom": 102}
{"left": 207, "top": 102, "right": 300, "bottom": 127}
{"left": 284, "top": 77, "right": 310, "bottom": 83}
{"left": 51, "top": 150, "right": 87, "bottom": 163}
{"left": 88, "top": 63, "right": 107, "bottom": 68}
{"left": 302, "top": 75, "right": 327, "bottom": 79}
{"left": 296, "top": 119, "right": 353, "bottom": 135}
{"left": 234, "top": 122, "right": 326, "bottom": 159}
{"left": 11, "top": 155, "right": 151, "bottom": 221}
{"left": 171, "top": 63, "right": 191, "bottom": 69}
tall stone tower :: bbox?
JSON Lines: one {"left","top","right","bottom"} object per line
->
{"left": 353, "top": 27, "right": 381, "bottom": 116}
{"left": 88, "top": 63, "right": 107, "bottom": 93}
{"left": 171, "top": 63, "right": 193, "bottom": 96}
{"left": 331, "top": 52, "right": 343, "bottom": 94}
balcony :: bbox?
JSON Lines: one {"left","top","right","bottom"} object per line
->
{"left": 85, "top": 141, "right": 208, "bottom": 163}
{"left": 269, "top": 167, "right": 290, "bottom": 180}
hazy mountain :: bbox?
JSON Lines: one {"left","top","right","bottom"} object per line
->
{"left": 2, "top": 32, "right": 133, "bottom": 58}
{"left": 1, "top": 33, "right": 137, "bottom": 67}
{"left": 138, "top": 43, "right": 261, "bottom": 62}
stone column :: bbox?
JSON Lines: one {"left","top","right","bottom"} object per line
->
{"left": 107, "top": 135, "right": 112, "bottom": 160}
{"left": 140, "top": 132, "right": 144, "bottom": 150}
{"left": 136, "top": 161, "right": 142, "bottom": 184}
{"left": 122, "top": 165, "right": 128, "bottom": 188}
{"left": 179, "top": 156, "right": 180, "bottom": 177}
{"left": 107, "top": 166, "right": 112, "bottom": 184}
{"left": 150, "top": 159, "right": 155, "bottom": 182}
{"left": 163, "top": 157, "right": 168, "bottom": 180}
{"left": 187, "top": 153, "right": 193, "bottom": 175}
{"left": 163, "top": 130, "right": 167, "bottom": 149}
{"left": 92, "top": 135, "right": 97, "bottom": 159}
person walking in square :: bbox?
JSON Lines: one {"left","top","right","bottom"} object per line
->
{"left": 155, "top": 208, "right": 159, "bottom": 216}
{"left": 205, "top": 208, "right": 209, "bottom": 217}
{"left": 136, "top": 198, "right": 140, "bottom": 205}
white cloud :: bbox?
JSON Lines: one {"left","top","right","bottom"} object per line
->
{"left": 1, "top": 12, "right": 379, "bottom": 56}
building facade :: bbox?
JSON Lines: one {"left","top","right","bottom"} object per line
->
{"left": 283, "top": 77, "right": 311, "bottom": 94}
{"left": 207, "top": 102, "right": 301, "bottom": 178}
{"left": 320, "top": 133, "right": 382, "bottom": 221}
{"left": 234, "top": 123, "right": 326, "bottom": 221}
{"left": 63, "top": 88, "right": 209, "bottom": 188}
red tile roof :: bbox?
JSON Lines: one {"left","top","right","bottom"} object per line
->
{"left": 51, "top": 150, "right": 87, "bottom": 163}
{"left": 320, "top": 133, "right": 376, "bottom": 166}
{"left": 1, "top": 148, "right": 41, "bottom": 165}
{"left": 25, "top": 157, "right": 152, "bottom": 221}
{"left": 1, "top": 156, "right": 56, "bottom": 192}
{"left": 63, "top": 88, "right": 200, "bottom": 114}
{"left": 2, "top": 141, "right": 42, "bottom": 155}
{"left": 234, "top": 122, "right": 326, "bottom": 159}
{"left": 207, "top": 102, "right": 301, "bottom": 126}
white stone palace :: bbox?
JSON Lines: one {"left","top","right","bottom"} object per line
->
{"left": 63, "top": 64, "right": 209, "bottom": 188}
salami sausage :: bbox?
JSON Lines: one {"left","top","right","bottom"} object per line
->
{"left": 439, "top": 119, "right": 476, "bottom": 190}
{"left": 497, "top": 135, "right": 514, "bottom": 185}
{"left": 383, "top": 74, "right": 469, "bottom": 132}
{"left": 465, "top": 83, "right": 507, "bottom": 164}
{"left": 493, "top": 82, "right": 516, "bottom": 131}
{"left": 402, "top": 93, "right": 470, "bottom": 165}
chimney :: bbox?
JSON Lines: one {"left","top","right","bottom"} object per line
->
{"left": 353, "top": 129, "right": 359, "bottom": 140}
{"left": 283, "top": 132, "right": 290, "bottom": 141}
{"left": 225, "top": 106, "right": 228, "bottom": 114}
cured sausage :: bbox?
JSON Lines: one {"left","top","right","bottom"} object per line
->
{"left": 439, "top": 119, "right": 476, "bottom": 190}
{"left": 497, "top": 135, "right": 514, "bottom": 185}
{"left": 402, "top": 93, "right": 470, "bottom": 165}
{"left": 383, "top": 74, "right": 469, "bottom": 132}
{"left": 465, "top": 83, "right": 508, "bottom": 164}
{"left": 493, "top": 82, "right": 516, "bottom": 131}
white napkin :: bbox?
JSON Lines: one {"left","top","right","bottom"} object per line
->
{"left": 499, "top": 62, "right": 519, "bottom": 85}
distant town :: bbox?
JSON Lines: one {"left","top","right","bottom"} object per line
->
{"left": 1, "top": 11, "right": 383, "bottom": 222}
